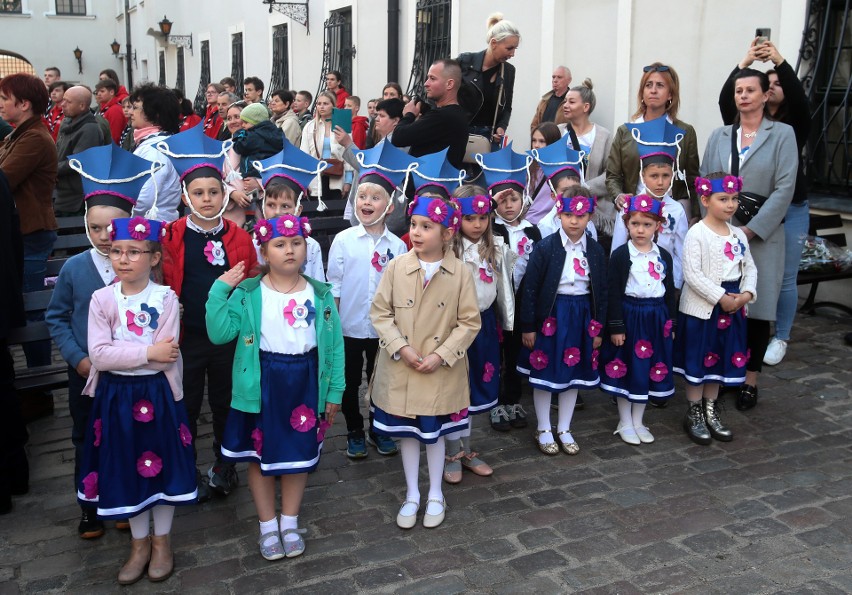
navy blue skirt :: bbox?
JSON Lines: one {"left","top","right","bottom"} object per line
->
{"left": 467, "top": 305, "right": 500, "bottom": 413}
{"left": 673, "top": 281, "right": 749, "bottom": 386}
{"left": 221, "top": 349, "right": 324, "bottom": 475}
{"left": 517, "top": 294, "right": 600, "bottom": 393}
{"left": 77, "top": 372, "right": 197, "bottom": 519}
{"left": 600, "top": 296, "right": 674, "bottom": 402}
{"left": 371, "top": 404, "right": 470, "bottom": 445}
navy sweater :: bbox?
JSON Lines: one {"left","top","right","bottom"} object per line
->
{"left": 606, "top": 244, "right": 677, "bottom": 336}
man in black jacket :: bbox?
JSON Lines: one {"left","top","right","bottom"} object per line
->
{"left": 391, "top": 59, "right": 469, "bottom": 169}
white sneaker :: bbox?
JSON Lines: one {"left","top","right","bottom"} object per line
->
{"left": 763, "top": 337, "right": 788, "bottom": 366}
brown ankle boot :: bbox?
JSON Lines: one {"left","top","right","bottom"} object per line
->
{"left": 148, "top": 534, "right": 174, "bottom": 582}
{"left": 117, "top": 536, "right": 151, "bottom": 585}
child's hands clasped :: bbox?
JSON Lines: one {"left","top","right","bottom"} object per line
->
{"left": 415, "top": 353, "right": 443, "bottom": 374}
{"left": 399, "top": 346, "right": 443, "bottom": 373}
{"left": 611, "top": 333, "right": 626, "bottom": 347}
{"left": 148, "top": 336, "right": 179, "bottom": 363}
{"left": 721, "top": 292, "right": 751, "bottom": 313}
{"left": 218, "top": 261, "right": 246, "bottom": 288}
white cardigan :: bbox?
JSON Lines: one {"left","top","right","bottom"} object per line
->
{"left": 679, "top": 221, "right": 758, "bottom": 320}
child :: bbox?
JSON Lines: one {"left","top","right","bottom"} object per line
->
{"left": 402, "top": 147, "right": 468, "bottom": 248}
{"left": 232, "top": 102, "right": 284, "bottom": 180}
{"left": 517, "top": 187, "right": 607, "bottom": 455}
{"left": 77, "top": 215, "right": 196, "bottom": 584}
{"left": 47, "top": 144, "right": 158, "bottom": 539}
{"left": 600, "top": 195, "right": 677, "bottom": 444}
{"left": 254, "top": 144, "right": 327, "bottom": 281}
{"left": 369, "top": 197, "right": 480, "bottom": 529}
{"left": 206, "top": 215, "right": 344, "bottom": 559}
{"left": 120, "top": 96, "right": 135, "bottom": 151}
{"left": 674, "top": 173, "right": 757, "bottom": 445}
{"left": 610, "top": 117, "right": 688, "bottom": 290}
{"left": 444, "top": 187, "right": 513, "bottom": 482}
{"left": 327, "top": 146, "right": 413, "bottom": 459}
{"left": 156, "top": 126, "right": 258, "bottom": 500}
{"left": 345, "top": 95, "right": 369, "bottom": 150}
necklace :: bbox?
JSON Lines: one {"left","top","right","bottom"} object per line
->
{"left": 266, "top": 274, "right": 300, "bottom": 295}
{"left": 743, "top": 130, "right": 757, "bottom": 139}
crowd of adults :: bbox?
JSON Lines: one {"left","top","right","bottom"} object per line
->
{"left": 0, "top": 13, "right": 816, "bottom": 511}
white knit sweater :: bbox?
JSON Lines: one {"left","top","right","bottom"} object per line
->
{"left": 679, "top": 221, "right": 758, "bottom": 320}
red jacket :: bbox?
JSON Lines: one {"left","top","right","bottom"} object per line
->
{"left": 335, "top": 86, "right": 350, "bottom": 109}
{"left": 351, "top": 115, "right": 369, "bottom": 149}
{"left": 179, "top": 114, "right": 202, "bottom": 132}
{"left": 99, "top": 97, "right": 127, "bottom": 144}
{"left": 202, "top": 105, "right": 221, "bottom": 139}
{"left": 161, "top": 217, "right": 258, "bottom": 298}
{"left": 42, "top": 104, "right": 64, "bottom": 141}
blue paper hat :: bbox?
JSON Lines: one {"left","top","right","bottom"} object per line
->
{"left": 475, "top": 143, "right": 532, "bottom": 194}
{"left": 68, "top": 144, "right": 161, "bottom": 212}
{"left": 627, "top": 194, "right": 664, "bottom": 218}
{"left": 626, "top": 117, "right": 685, "bottom": 166}
{"left": 154, "top": 124, "right": 231, "bottom": 182}
{"left": 254, "top": 139, "right": 327, "bottom": 204}
{"left": 411, "top": 148, "right": 466, "bottom": 199}
{"left": 530, "top": 139, "right": 585, "bottom": 185}
{"left": 253, "top": 215, "right": 313, "bottom": 243}
{"left": 109, "top": 216, "right": 166, "bottom": 243}
{"left": 355, "top": 140, "right": 418, "bottom": 199}
{"left": 457, "top": 195, "right": 492, "bottom": 216}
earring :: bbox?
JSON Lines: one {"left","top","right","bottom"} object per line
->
{"left": 666, "top": 99, "right": 672, "bottom": 108}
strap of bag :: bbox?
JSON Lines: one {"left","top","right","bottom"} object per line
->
{"left": 566, "top": 123, "right": 581, "bottom": 153}
{"left": 491, "top": 63, "right": 505, "bottom": 136}
{"left": 730, "top": 122, "right": 739, "bottom": 177}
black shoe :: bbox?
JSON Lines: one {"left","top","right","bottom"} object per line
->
{"left": 575, "top": 395, "right": 585, "bottom": 411}
{"left": 684, "top": 401, "right": 712, "bottom": 445}
{"left": 490, "top": 405, "right": 512, "bottom": 432}
{"left": 648, "top": 397, "right": 668, "bottom": 409}
{"left": 196, "top": 470, "right": 211, "bottom": 503}
{"left": 507, "top": 404, "right": 528, "bottom": 429}
{"left": 78, "top": 509, "right": 105, "bottom": 539}
{"left": 735, "top": 384, "right": 758, "bottom": 411}
{"left": 208, "top": 462, "right": 239, "bottom": 497}
{"left": 703, "top": 398, "right": 733, "bottom": 442}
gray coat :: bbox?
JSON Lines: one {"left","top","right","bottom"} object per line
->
{"left": 55, "top": 112, "right": 108, "bottom": 214}
{"left": 701, "top": 117, "right": 798, "bottom": 320}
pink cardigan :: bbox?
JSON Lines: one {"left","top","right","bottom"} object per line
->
{"left": 83, "top": 285, "right": 184, "bottom": 400}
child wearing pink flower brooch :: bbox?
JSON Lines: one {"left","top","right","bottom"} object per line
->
{"left": 444, "top": 185, "right": 514, "bottom": 483}
{"left": 674, "top": 172, "right": 757, "bottom": 445}
{"left": 600, "top": 195, "right": 677, "bottom": 445}
{"left": 517, "top": 186, "right": 607, "bottom": 456}
{"left": 78, "top": 216, "right": 197, "bottom": 585}
{"left": 206, "top": 215, "right": 344, "bottom": 561}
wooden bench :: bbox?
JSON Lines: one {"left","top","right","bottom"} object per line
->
{"left": 8, "top": 289, "right": 69, "bottom": 392}
{"left": 797, "top": 213, "right": 852, "bottom": 315}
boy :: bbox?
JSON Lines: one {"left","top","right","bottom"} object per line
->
{"left": 232, "top": 102, "right": 284, "bottom": 181}
{"left": 156, "top": 126, "right": 258, "bottom": 500}
{"left": 46, "top": 144, "right": 157, "bottom": 538}
{"left": 344, "top": 95, "right": 369, "bottom": 150}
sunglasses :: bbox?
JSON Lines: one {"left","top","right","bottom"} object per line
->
{"left": 643, "top": 65, "right": 671, "bottom": 73}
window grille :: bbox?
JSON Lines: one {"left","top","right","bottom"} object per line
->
{"left": 405, "top": 0, "right": 452, "bottom": 98}
{"left": 55, "top": 0, "right": 85, "bottom": 15}
{"left": 175, "top": 47, "right": 186, "bottom": 93}
{"left": 231, "top": 32, "right": 244, "bottom": 97}
{"left": 193, "top": 40, "right": 211, "bottom": 115}
{"left": 314, "top": 8, "right": 353, "bottom": 108}
{"left": 268, "top": 24, "right": 290, "bottom": 98}
{"left": 158, "top": 51, "right": 166, "bottom": 86}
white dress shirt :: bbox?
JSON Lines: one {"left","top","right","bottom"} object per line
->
{"left": 557, "top": 227, "right": 590, "bottom": 296}
{"left": 625, "top": 241, "right": 666, "bottom": 298}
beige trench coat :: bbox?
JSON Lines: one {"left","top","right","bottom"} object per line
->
{"left": 368, "top": 250, "right": 481, "bottom": 417}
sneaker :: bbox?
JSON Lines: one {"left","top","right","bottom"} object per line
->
{"left": 346, "top": 435, "right": 367, "bottom": 459}
{"left": 763, "top": 337, "right": 788, "bottom": 366}
{"left": 196, "top": 469, "right": 211, "bottom": 504}
{"left": 507, "top": 404, "right": 528, "bottom": 428}
{"left": 490, "top": 405, "right": 511, "bottom": 432}
{"left": 366, "top": 433, "right": 398, "bottom": 456}
{"left": 208, "top": 462, "right": 239, "bottom": 497}
{"left": 78, "top": 509, "right": 105, "bottom": 539}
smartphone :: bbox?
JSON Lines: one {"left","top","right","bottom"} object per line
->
{"left": 755, "top": 28, "right": 771, "bottom": 45}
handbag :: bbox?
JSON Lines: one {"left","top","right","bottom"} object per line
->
{"left": 730, "top": 123, "right": 767, "bottom": 225}
{"left": 314, "top": 127, "right": 344, "bottom": 177}
{"left": 463, "top": 63, "right": 505, "bottom": 164}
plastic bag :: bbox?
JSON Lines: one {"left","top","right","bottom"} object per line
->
{"left": 799, "top": 235, "right": 852, "bottom": 274}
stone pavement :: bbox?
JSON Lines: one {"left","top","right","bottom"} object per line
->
{"left": 2, "top": 310, "right": 851, "bottom": 594}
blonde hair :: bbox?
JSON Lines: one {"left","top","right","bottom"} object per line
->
{"left": 451, "top": 185, "right": 499, "bottom": 278}
{"left": 486, "top": 13, "right": 520, "bottom": 44}
{"left": 357, "top": 181, "right": 391, "bottom": 204}
{"left": 569, "top": 78, "right": 596, "bottom": 115}
{"left": 631, "top": 62, "right": 681, "bottom": 121}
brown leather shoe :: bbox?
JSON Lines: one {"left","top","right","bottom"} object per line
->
{"left": 117, "top": 536, "right": 151, "bottom": 585}
{"left": 148, "top": 534, "right": 174, "bottom": 582}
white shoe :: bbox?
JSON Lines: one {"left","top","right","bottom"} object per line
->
{"left": 634, "top": 425, "right": 655, "bottom": 444}
{"left": 763, "top": 337, "right": 788, "bottom": 366}
{"left": 613, "top": 422, "right": 640, "bottom": 445}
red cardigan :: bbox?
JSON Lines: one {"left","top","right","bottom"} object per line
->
{"left": 162, "top": 217, "right": 258, "bottom": 298}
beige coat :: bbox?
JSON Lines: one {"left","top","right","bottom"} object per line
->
{"left": 368, "top": 250, "right": 481, "bottom": 417}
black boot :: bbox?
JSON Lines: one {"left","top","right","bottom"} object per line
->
{"left": 736, "top": 384, "right": 758, "bottom": 411}
{"left": 703, "top": 398, "right": 733, "bottom": 442}
{"left": 684, "top": 401, "right": 711, "bottom": 445}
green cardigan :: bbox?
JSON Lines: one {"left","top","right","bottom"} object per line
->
{"left": 206, "top": 274, "right": 345, "bottom": 414}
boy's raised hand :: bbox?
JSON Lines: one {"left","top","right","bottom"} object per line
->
{"left": 218, "top": 261, "right": 246, "bottom": 288}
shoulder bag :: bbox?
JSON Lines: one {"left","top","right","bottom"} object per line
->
{"left": 463, "top": 63, "right": 504, "bottom": 164}
{"left": 731, "top": 123, "right": 767, "bottom": 225}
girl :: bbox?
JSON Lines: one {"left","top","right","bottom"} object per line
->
{"left": 444, "top": 186, "right": 513, "bottom": 482}
{"left": 369, "top": 197, "right": 480, "bottom": 529}
{"left": 525, "top": 122, "right": 562, "bottom": 225}
{"left": 300, "top": 90, "right": 351, "bottom": 202}
{"left": 601, "top": 195, "right": 677, "bottom": 444}
{"left": 517, "top": 187, "right": 607, "bottom": 455}
{"left": 78, "top": 216, "right": 196, "bottom": 585}
{"left": 674, "top": 173, "right": 756, "bottom": 445}
{"left": 206, "top": 215, "right": 344, "bottom": 560}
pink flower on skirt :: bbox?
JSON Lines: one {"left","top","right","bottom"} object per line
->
{"left": 717, "top": 315, "right": 732, "bottom": 330}
{"left": 649, "top": 362, "right": 669, "bottom": 382}
{"left": 634, "top": 340, "right": 654, "bottom": 359}
{"left": 663, "top": 319, "right": 673, "bottom": 338}
{"left": 132, "top": 399, "right": 155, "bottom": 423}
{"left": 137, "top": 451, "right": 163, "bottom": 478}
{"left": 82, "top": 471, "right": 98, "bottom": 499}
{"left": 541, "top": 317, "right": 557, "bottom": 337}
{"left": 251, "top": 428, "right": 263, "bottom": 456}
{"left": 179, "top": 423, "right": 192, "bottom": 447}
{"left": 483, "top": 362, "right": 495, "bottom": 382}
{"left": 587, "top": 319, "right": 602, "bottom": 338}
{"left": 605, "top": 359, "right": 627, "bottom": 379}
{"left": 93, "top": 418, "right": 102, "bottom": 447}
{"left": 450, "top": 408, "right": 469, "bottom": 422}
{"left": 731, "top": 352, "right": 748, "bottom": 368}
{"left": 530, "top": 350, "right": 549, "bottom": 371}
{"left": 290, "top": 404, "right": 317, "bottom": 432}
{"left": 703, "top": 352, "right": 720, "bottom": 368}
{"left": 562, "top": 347, "right": 581, "bottom": 367}
{"left": 591, "top": 349, "right": 600, "bottom": 371}
{"left": 317, "top": 419, "right": 331, "bottom": 443}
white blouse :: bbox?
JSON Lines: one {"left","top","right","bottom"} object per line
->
{"left": 259, "top": 283, "right": 318, "bottom": 354}
{"left": 111, "top": 281, "right": 169, "bottom": 376}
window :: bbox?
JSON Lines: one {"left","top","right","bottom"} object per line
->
{"left": 0, "top": 50, "right": 34, "bottom": 77}
{"left": 175, "top": 47, "right": 185, "bottom": 93}
{"left": 231, "top": 32, "right": 244, "bottom": 97}
{"left": 0, "top": 0, "right": 22, "bottom": 13}
{"left": 405, "top": 0, "right": 451, "bottom": 97}
{"left": 268, "top": 24, "right": 289, "bottom": 98}
{"left": 158, "top": 51, "right": 166, "bottom": 86}
{"left": 55, "top": 0, "right": 85, "bottom": 15}
{"left": 193, "top": 40, "right": 211, "bottom": 115}
{"left": 315, "top": 8, "right": 352, "bottom": 106}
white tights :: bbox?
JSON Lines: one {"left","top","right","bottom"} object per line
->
{"left": 128, "top": 505, "right": 174, "bottom": 539}
{"left": 533, "top": 388, "right": 578, "bottom": 443}
{"left": 399, "top": 437, "right": 445, "bottom": 516}
{"left": 617, "top": 399, "right": 648, "bottom": 429}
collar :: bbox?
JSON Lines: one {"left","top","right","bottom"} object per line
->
{"left": 186, "top": 215, "right": 224, "bottom": 235}
{"left": 559, "top": 226, "right": 587, "bottom": 250}
{"left": 494, "top": 215, "right": 531, "bottom": 229}
{"left": 354, "top": 223, "right": 390, "bottom": 239}
{"left": 403, "top": 248, "right": 457, "bottom": 275}
{"left": 627, "top": 240, "right": 659, "bottom": 258}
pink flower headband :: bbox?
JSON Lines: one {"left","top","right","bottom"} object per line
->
{"left": 408, "top": 196, "right": 461, "bottom": 231}
{"left": 457, "top": 195, "right": 492, "bottom": 216}
{"left": 555, "top": 195, "right": 597, "bottom": 216}
{"left": 695, "top": 175, "right": 743, "bottom": 197}
{"left": 627, "top": 194, "right": 664, "bottom": 218}
{"left": 253, "top": 215, "right": 312, "bottom": 243}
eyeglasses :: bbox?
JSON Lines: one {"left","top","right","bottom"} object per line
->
{"left": 108, "top": 248, "right": 151, "bottom": 261}
{"left": 643, "top": 64, "right": 671, "bottom": 73}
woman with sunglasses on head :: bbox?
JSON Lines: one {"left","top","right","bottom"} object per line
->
{"left": 606, "top": 63, "right": 700, "bottom": 221}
